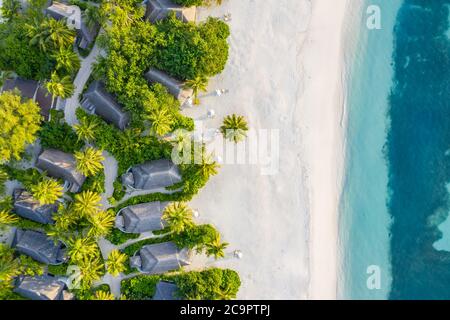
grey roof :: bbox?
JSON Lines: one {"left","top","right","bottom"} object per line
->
{"left": 145, "top": 68, "right": 193, "bottom": 104}
{"left": 14, "top": 275, "right": 66, "bottom": 300}
{"left": 145, "top": 0, "right": 196, "bottom": 23}
{"left": 36, "top": 149, "right": 86, "bottom": 193}
{"left": 12, "top": 229, "right": 66, "bottom": 265}
{"left": 130, "top": 241, "right": 190, "bottom": 274}
{"left": 1, "top": 78, "right": 55, "bottom": 120}
{"left": 153, "top": 281, "right": 181, "bottom": 300}
{"left": 13, "top": 189, "right": 58, "bottom": 224}
{"left": 82, "top": 81, "right": 130, "bottom": 130}
{"left": 122, "top": 159, "right": 182, "bottom": 190}
{"left": 2, "top": 78, "right": 37, "bottom": 99}
{"left": 116, "top": 201, "right": 168, "bottom": 233}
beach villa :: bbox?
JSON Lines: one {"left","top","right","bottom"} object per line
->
{"left": 1, "top": 77, "right": 56, "bottom": 121}
{"left": 81, "top": 80, "right": 130, "bottom": 130}
{"left": 145, "top": 0, "right": 196, "bottom": 23}
{"left": 36, "top": 149, "right": 86, "bottom": 193}
{"left": 115, "top": 201, "right": 169, "bottom": 233}
{"left": 45, "top": 1, "right": 98, "bottom": 49}
{"left": 12, "top": 229, "right": 67, "bottom": 265}
{"left": 14, "top": 275, "right": 73, "bottom": 300}
{"left": 13, "top": 189, "right": 58, "bottom": 224}
{"left": 130, "top": 241, "right": 191, "bottom": 274}
{"left": 122, "top": 159, "right": 182, "bottom": 191}
{"left": 145, "top": 68, "right": 193, "bottom": 105}
{"left": 153, "top": 281, "right": 181, "bottom": 300}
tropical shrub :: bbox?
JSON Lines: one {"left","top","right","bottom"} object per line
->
{"left": 81, "top": 168, "right": 105, "bottom": 194}
{"left": 175, "top": 268, "right": 241, "bottom": 300}
{"left": 0, "top": 91, "right": 42, "bottom": 163}
{"left": 0, "top": 169, "right": 8, "bottom": 195}
{"left": 105, "top": 228, "right": 139, "bottom": 246}
{"left": 153, "top": 14, "right": 230, "bottom": 80}
{"left": 39, "top": 110, "right": 84, "bottom": 153}
{"left": 121, "top": 268, "right": 240, "bottom": 300}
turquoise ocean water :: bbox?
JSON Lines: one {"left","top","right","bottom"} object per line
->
{"left": 338, "top": 0, "right": 402, "bottom": 299}
{"left": 340, "top": 0, "right": 450, "bottom": 299}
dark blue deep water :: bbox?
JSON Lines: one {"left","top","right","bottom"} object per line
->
{"left": 387, "top": 0, "right": 450, "bottom": 299}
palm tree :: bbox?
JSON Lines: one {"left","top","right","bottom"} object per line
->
{"left": 75, "top": 147, "right": 105, "bottom": 177}
{"left": 87, "top": 210, "right": 115, "bottom": 238}
{"left": 52, "top": 47, "right": 81, "bottom": 74}
{"left": 92, "top": 290, "right": 115, "bottom": 300}
{"left": 184, "top": 75, "right": 209, "bottom": 105}
{"left": 162, "top": 202, "right": 195, "bottom": 234}
{"left": 106, "top": 249, "right": 127, "bottom": 277}
{"left": 67, "top": 237, "right": 99, "bottom": 264}
{"left": 0, "top": 210, "right": 18, "bottom": 227}
{"left": 50, "top": 204, "right": 76, "bottom": 232}
{"left": 0, "top": 71, "right": 14, "bottom": 88}
{"left": 74, "top": 116, "right": 99, "bottom": 143}
{"left": 77, "top": 257, "right": 103, "bottom": 289}
{"left": 206, "top": 234, "right": 229, "bottom": 260}
{"left": 220, "top": 114, "right": 249, "bottom": 143}
{"left": 169, "top": 129, "right": 192, "bottom": 153}
{"left": 46, "top": 72, "right": 75, "bottom": 104}
{"left": 146, "top": 107, "right": 174, "bottom": 137}
{"left": 196, "top": 149, "right": 220, "bottom": 178}
{"left": 73, "top": 191, "right": 102, "bottom": 218}
{"left": 30, "top": 178, "right": 63, "bottom": 205}
{"left": 27, "top": 18, "right": 75, "bottom": 52}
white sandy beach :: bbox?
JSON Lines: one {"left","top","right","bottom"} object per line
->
{"left": 183, "top": 0, "right": 350, "bottom": 299}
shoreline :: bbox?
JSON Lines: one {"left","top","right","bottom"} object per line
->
{"left": 300, "top": 0, "right": 350, "bottom": 299}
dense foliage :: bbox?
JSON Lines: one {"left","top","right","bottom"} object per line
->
{"left": 39, "top": 110, "right": 84, "bottom": 153}
{"left": 153, "top": 14, "right": 230, "bottom": 81}
{"left": 121, "top": 268, "right": 241, "bottom": 300}
{"left": 0, "top": 0, "right": 79, "bottom": 80}
{"left": 0, "top": 91, "right": 42, "bottom": 163}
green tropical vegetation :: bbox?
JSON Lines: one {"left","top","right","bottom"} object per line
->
{"left": 0, "top": 91, "right": 42, "bottom": 163}
{"left": 0, "top": 244, "right": 44, "bottom": 299}
{"left": 184, "top": 75, "right": 209, "bottom": 105}
{"left": 162, "top": 202, "right": 195, "bottom": 234}
{"left": 106, "top": 249, "right": 128, "bottom": 276}
{"left": 0, "top": 0, "right": 240, "bottom": 301}
{"left": 221, "top": 114, "right": 249, "bottom": 143}
{"left": 39, "top": 110, "right": 85, "bottom": 153}
{"left": 30, "top": 177, "right": 63, "bottom": 205}
{"left": 121, "top": 268, "right": 240, "bottom": 300}
{"left": 75, "top": 147, "right": 105, "bottom": 177}
{"left": 0, "top": 0, "right": 79, "bottom": 80}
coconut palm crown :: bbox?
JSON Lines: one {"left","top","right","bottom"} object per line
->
{"left": 220, "top": 114, "right": 249, "bottom": 143}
